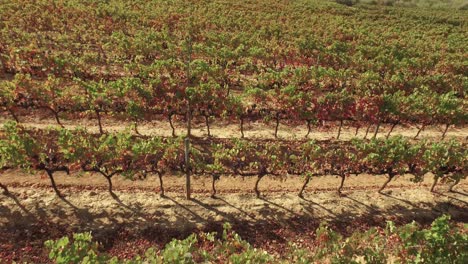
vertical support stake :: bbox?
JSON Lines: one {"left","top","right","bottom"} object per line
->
{"left": 185, "top": 137, "right": 191, "bottom": 200}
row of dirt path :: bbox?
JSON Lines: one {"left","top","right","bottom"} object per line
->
{"left": 1, "top": 115, "right": 467, "bottom": 141}
{"left": 1, "top": 172, "right": 467, "bottom": 262}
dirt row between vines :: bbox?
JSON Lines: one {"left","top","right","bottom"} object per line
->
{"left": 1, "top": 172, "right": 467, "bottom": 262}
{"left": 1, "top": 115, "right": 467, "bottom": 141}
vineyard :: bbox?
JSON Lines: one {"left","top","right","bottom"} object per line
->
{"left": 1, "top": 0, "right": 467, "bottom": 140}
{"left": 0, "top": 0, "right": 467, "bottom": 262}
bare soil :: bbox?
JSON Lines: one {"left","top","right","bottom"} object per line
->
{"left": 1, "top": 171, "right": 467, "bottom": 262}
{"left": 1, "top": 115, "right": 467, "bottom": 141}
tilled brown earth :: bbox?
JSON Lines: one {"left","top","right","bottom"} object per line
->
{"left": 1, "top": 115, "right": 467, "bottom": 141}
{"left": 0, "top": 173, "right": 467, "bottom": 263}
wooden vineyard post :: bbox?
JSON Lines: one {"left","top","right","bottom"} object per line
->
{"left": 185, "top": 20, "right": 193, "bottom": 138}
{"left": 183, "top": 15, "right": 193, "bottom": 200}
{"left": 185, "top": 22, "right": 193, "bottom": 200}
{"left": 185, "top": 137, "right": 191, "bottom": 200}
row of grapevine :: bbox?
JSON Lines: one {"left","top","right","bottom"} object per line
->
{"left": 1, "top": 122, "right": 465, "bottom": 198}
{"left": 1, "top": 73, "right": 465, "bottom": 139}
